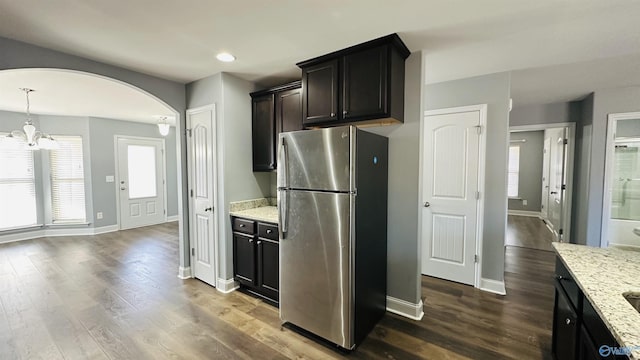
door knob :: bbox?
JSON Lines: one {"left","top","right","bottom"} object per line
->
{"left": 204, "top": 207, "right": 212, "bottom": 212}
{"left": 424, "top": 201, "right": 430, "bottom": 208}
{"left": 550, "top": 191, "right": 558, "bottom": 195}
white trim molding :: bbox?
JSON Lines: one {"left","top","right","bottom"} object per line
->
{"left": 177, "top": 266, "right": 192, "bottom": 279}
{"left": 166, "top": 215, "right": 179, "bottom": 222}
{"left": 0, "top": 224, "right": 119, "bottom": 244}
{"left": 480, "top": 278, "right": 506, "bottom": 295}
{"left": 386, "top": 296, "right": 424, "bottom": 321}
{"left": 507, "top": 210, "right": 542, "bottom": 218}
{"left": 216, "top": 278, "right": 239, "bottom": 293}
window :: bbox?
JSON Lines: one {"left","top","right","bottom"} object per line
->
{"left": 507, "top": 145, "right": 520, "bottom": 198}
{"left": 0, "top": 135, "right": 38, "bottom": 230}
{"left": 50, "top": 136, "right": 86, "bottom": 223}
{"left": 127, "top": 144, "right": 157, "bottom": 199}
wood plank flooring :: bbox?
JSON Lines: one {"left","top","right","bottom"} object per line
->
{"left": 506, "top": 215, "right": 556, "bottom": 251}
{"left": 0, "top": 223, "right": 556, "bottom": 359}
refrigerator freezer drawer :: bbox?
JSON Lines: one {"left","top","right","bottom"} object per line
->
{"left": 279, "top": 189, "right": 353, "bottom": 348}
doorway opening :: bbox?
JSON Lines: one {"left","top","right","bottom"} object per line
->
{"left": 507, "top": 123, "right": 575, "bottom": 251}
{"left": 602, "top": 112, "right": 640, "bottom": 251}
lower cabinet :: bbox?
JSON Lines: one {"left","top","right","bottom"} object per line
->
{"left": 552, "top": 258, "right": 628, "bottom": 360}
{"left": 232, "top": 217, "right": 279, "bottom": 304}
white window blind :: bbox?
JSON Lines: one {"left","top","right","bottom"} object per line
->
{"left": 507, "top": 145, "right": 520, "bottom": 198}
{"left": 0, "top": 134, "right": 38, "bottom": 230}
{"left": 50, "top": 136, "right": 86, "bottom": 223}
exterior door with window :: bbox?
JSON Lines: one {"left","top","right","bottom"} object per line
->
{"left": 116, "top": 137, "right": 166, "bottom": 230}
{"left": 421, "top": 105, "right": 485, "bottom": 286}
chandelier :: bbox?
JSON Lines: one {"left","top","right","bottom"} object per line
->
{"left": 5, "top": 88, "right": 58, "bottom": 150}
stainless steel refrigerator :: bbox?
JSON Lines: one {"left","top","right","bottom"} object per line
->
{"left": 277, "top": 125, "right": 388, "bottom": 350}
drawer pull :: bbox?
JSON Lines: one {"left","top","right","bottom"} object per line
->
{"left": 266, "top": 229, "right": 273, "bottom": 234}
{"left": 565, "top": 318, "right": 572, "bottom": 325}
{"left": 239, "top": 224, "right": 245, "bottom": 228}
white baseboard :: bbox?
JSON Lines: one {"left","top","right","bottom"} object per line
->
{"left": 507, "top": 210, "right": 541, "bottom": 218}
{"left": 386, "top": 296, "right": 424, "bottom": 320}
{"left": 216, "top": 278, "right": 239, "bottom": 293}
{"left": 177, "top": 267, "right": 192, "bottom": 279}
{"left": 0, "top": 225, "right": 119, "bottom": 244}
{"left": 480, "top": 278, "right": 506, "bottom": 295}
{"left": 166, "top": 215, "right": 179, "bottom": 222}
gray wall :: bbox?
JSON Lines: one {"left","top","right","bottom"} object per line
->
{"left": 508, "top": 131, "right": 544, "bottom": 212}
{"left": 510, "top": 102, "right": 573, "bottom": 126}
{"left": 0, "top": 36, "right": 190, "bottom": 268}
{"left": 364, "top": 52, "right": 422, "bottom": 304}
{"left": 424, "top": 72, "right": 511, "bottom": 282}
{"left": 572, "top": 94, "right": 593, "bottom": 245}
{"left": 0, "top": 111, "right": 178, "bottom": 230}
{"left": 186, "top": 72, "right": 269, "bottom": 280}
{"left": 585, "top": 86, "right": 640, "bottom": 247}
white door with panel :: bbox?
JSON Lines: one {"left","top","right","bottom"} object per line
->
{"left": 187, "top": 105, "right": 217, "bottom": 286}
{"left": 117, "top": 137, "right": 166, "bottom": 230}
{"left": 541, "top": 137, "right": 551, "bottom": 221}
{"left": 547, "top": 127, "right": 568, "bottom": 239}
{"left": 421, "top": 106, "right": 484, "bottom": 286}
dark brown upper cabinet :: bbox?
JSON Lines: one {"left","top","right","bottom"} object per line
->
{"left": 297, "top": 34, "right": 410, "bottom": 127}
{"left": 250, "top": 81, "right": 302, "bottom": 172}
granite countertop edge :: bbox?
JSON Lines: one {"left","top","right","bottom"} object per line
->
{"left": 229, "top": 206, "right": 278, "bottom": 224}
{"left": 553, "top": 243, "right": 640, "bottom": 359}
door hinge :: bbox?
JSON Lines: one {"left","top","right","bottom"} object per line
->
{"left": 563, "top": 138, "right": 568, "bottom": 145}
{"left": 561, "top": 184, "right": 566, "bottom": 190}
{"left": 163, "top": 209, "right": 166, "bottom": 215}
{"left": 191, "top": 248, "right": 195, "bottom": 256}
{"left": 185, "top": 128, "right": 192, "bottom": 137}
{"left": 475, "top": 125, "right": 482, "bottom": 135}
{"left": 190, "top": 189, "right": 193, "bottom": 197}
{"left": 476, "top": 191, "right": 480, "bottom": 200}
{"left": 474, "top": 254, "right": 479, "bottom": 263}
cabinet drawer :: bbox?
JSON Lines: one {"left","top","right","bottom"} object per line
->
{"left": 258, "top": 223, "right": 278, "bottom": 241}
{"left": 233, "top": 218, "right": 255, "bottom": 234}
{"left": 555, "top": 258, "right": 580, "bottom": 310}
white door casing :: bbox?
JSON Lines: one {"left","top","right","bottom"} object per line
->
{"left": 541, "top": 136, "right": 551, "bottom": 220}
{"left": 421, "top": 105, "right": 486, "bottom": 287}
{"left": 116, "top": 137, "right": 166, "bottom": 230}
{"left": 187, "top": 105, "right": 217, "bottom": 287}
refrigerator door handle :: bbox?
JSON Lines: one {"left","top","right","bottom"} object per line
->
{"left": 281, "top": 190, "right": 288, "bottom": 234}
{"left": 281, "top": 137, "right": 289, "bottom": 189}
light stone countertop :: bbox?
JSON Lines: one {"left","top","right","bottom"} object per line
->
{"left": 553, "top": 243, "right": 640, "bottom": 359}
{"left": 229, "top": 198, "right": 278, "bottom": 224}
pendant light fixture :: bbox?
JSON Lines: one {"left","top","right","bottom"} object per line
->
{"left": 4, "top": 88, "right": 58, "bottom": 150}
{"left": 157, "top": 116, "right": 170, "bottom": 136}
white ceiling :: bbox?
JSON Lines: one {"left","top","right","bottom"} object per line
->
{"left": 0, "top": 0, "right": 639, "bottom": 106}
{"left": 0, "top": 69, "right": 175, "bottom": 124}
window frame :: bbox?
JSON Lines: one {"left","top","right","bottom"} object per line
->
{"left": 507, "top": 144, "right": 520, "bottom": 198}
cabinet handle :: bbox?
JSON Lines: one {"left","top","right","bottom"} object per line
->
{"left": 343, "top": 110, "right": 348, "bottom": 116}
{"left": 565, "top": 318, "right": 572, "bottom": 325}
{"left": 257, "top": 240, "right": 262, "bottom": 245}
{"left": 249, "top": 239, "right": 253, "bottom": 243}
{"left": 330, "top": 112, "right": 335, "bottom": 117}
{"left": 266, "top": 229, "right": 272, "bottom": 234}
{"left": 239, "top": 224, "right": 245, "bottom": 228}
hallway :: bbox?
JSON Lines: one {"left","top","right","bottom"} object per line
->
{"left": 506, "top": 215, "right": 555, "bottom": 251}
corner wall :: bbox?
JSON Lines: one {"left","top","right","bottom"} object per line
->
{"left": 423, "top": 72, "right": 511, "bottom": 283}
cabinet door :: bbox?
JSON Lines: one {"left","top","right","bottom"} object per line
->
{"left": 579, "top": 325, "right": 601, "bottom": 360}
{"left": 252, "top": 93, "right": 275, "bottom": 171}
{"left": 552, "top": 286, "right": 578, "bottom": 360}
{"left": 276, "top": 88, "right": 302, "bottom": 134}
{"left": 257, "top": 238, "right": 279, "bottom": 301}
{"left": 302, "top": 59, "right": 339, "bottom": 125}
{"left": 342, "top": 46, "right": 388, "bottom": 121}
{"left": 233, "top": 233, "right": 256, "bottom": 286}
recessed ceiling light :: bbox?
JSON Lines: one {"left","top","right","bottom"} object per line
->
{"left": 216, "top": 52, "right": 236, "bottom": 62}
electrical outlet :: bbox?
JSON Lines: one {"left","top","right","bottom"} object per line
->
{"left": 97, "top": 212, "right": 103, "bottom": 219}
{"left": 522, "top": 200, "right": 528, "bottom": 206}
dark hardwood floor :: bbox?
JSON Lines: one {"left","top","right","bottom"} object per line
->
{"left": 0, "top": 223, "right": 555, "bottom": 359}
{"left": 506, "top": 215, "right": 556, "bottom": 251}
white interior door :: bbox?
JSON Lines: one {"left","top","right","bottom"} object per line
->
{"left": 187, "top": 105, "right": 217, "bottom": 286}
{"left": 547, "top": 127, "right": 567, "bottom": 238}
{"left": 541, "top": 137, "right": 551, "bottom": 220}
{"left": 117, "top": 137, "right": 166, "bottom": 230}
{"left": 421, "top": 106, "right": 484, "bottom": 286}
